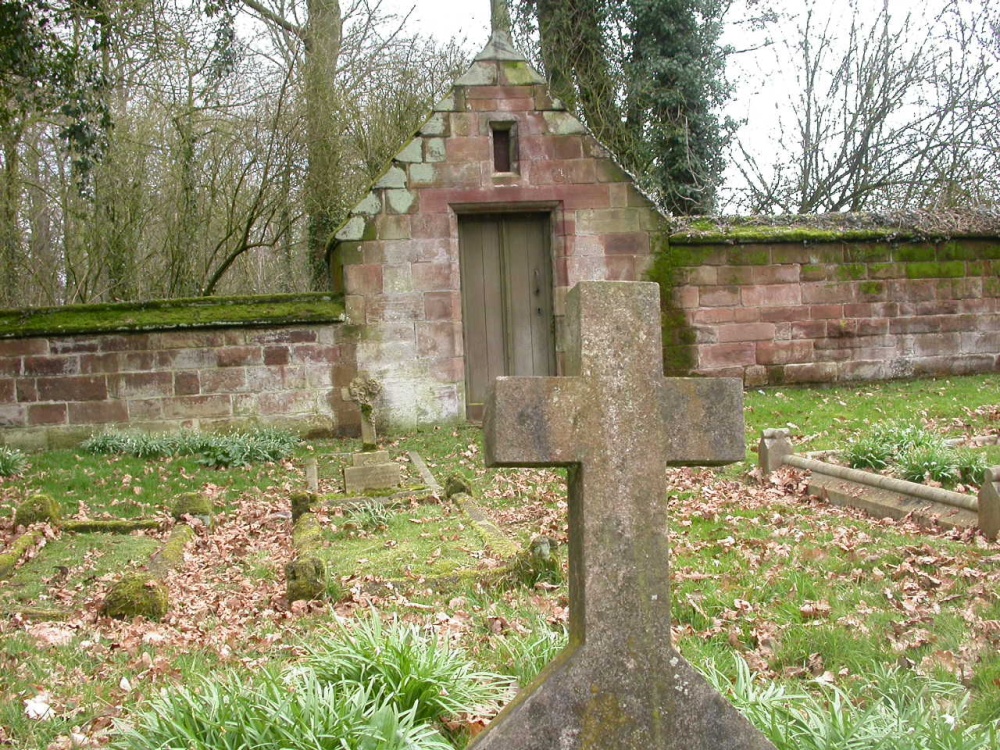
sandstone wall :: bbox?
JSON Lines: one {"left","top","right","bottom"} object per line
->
{"left": 663, "top": 237, "right": 1000, "bottom": 385}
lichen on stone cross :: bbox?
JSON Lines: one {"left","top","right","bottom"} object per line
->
{"left": 346, "top": 375, "right": 382, "bottom": 450}
{"left": 474, "top": 281, "right": 774, "bottom": 750}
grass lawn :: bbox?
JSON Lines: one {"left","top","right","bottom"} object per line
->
{"left": 0, "top": 373, "right": 997, "bottom": 748}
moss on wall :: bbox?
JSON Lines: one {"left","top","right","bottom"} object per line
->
{"left": 645, "top": 229, "right": 697, "bottom": 376}
{"left": 0, "top": 293, "right": 344, "bottom": 340}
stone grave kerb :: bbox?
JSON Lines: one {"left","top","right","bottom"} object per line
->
{"left": 476, "top": 281, "right": 773, "bottom": 749}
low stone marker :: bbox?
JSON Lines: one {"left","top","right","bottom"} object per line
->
{"left": 475, "top": 281, "right": 771, "bottom": 749}
{"left": 343, "top": 450, "right": 401, "bottom": 493}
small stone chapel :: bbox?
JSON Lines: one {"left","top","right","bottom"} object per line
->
{"left": 330, "top": 4, "right": 668, "bottom": 427}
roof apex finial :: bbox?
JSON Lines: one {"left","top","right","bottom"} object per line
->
{"left": 491, "top": 0, "right": 512, "bottom": 37}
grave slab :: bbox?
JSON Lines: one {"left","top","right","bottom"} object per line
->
{"left": 343, "top": 463, "right": 401, "bottom": 494}
{"left": 474, "top": 281, "right": 772, "bottom": 749}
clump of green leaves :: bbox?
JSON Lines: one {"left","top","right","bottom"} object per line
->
{"left": 112, "top": 668, "right": 451, "bottom": 750}
{"left": 492, "top": 623, "right": 568, "bottom": 687}
{"left": 345, "top": 501, "right": 392, "bottom": 533}
{"left": 702, "top": 656, "right": 1000, "bottom": 750}
{"left": 304, "top": 614, "right": 512, "bottom": 726}
{"left": 843, "top": 421, "right": 987, "bottom": 488}
{"left": 82, "top": 427, "right": 298, "bottom": 468}
{"left": 0, "top": 445, "right": 28, "bottom": 477}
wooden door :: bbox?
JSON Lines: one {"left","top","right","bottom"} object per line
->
{"left": 459, "top": 213, "right": 555, "bottom": 420}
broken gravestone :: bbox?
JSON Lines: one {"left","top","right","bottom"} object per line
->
{"left": 341, "top": 375, "right": 401, "bottom": 493}
{"left": 473, "top": 281, "right": 773, "bottom": 749}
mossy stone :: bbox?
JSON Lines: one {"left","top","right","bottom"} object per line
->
{"left": 292, "top": 512, "right": 324, "bottom": 553}
{"left": 170, "top": 492, "right": 213, "bottom": 521}
{"left": 285, "top": 554, "right": 327, "bottom": 602}
{"left": 102, "top": 573, "right": 170, "bottom": 621}
{"left": 443, "top": 473, "right": 473, "bottom": 499}
{"left": 14, "top": 494, "right": 62, "bottom": 527}
{"left": 507, "top": 535, "right": 563, "bottom": 588}
{"left": 290, "top": 491, "right": 318, "bottom": 522}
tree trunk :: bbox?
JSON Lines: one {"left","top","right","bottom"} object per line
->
{"left": 304, "top": 0, "right": 343, "bottom": 290}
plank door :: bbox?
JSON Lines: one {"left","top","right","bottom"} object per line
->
{"left": 458, "top": 213, "right": 555, "bottom": 421}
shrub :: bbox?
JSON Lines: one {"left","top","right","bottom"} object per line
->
{"left": 899, "top": 444, "right": 961, "bottom": 486}
{"left": 305, "top": 614, "right": 511, "bottom": 726}
{"left": 82, "top": 427, "right": 298, "bottom": 468}
{"left": 345, "top": 501, "right": 392, "bottom": 533}
{"left": 112, "top": 668, "right": 451, "bottom": 750}
{"left": 493, "top": 624, "right": 568, "bottom": 687}
{"left": 0, "top": 445, "right": 28, "bottom": 477}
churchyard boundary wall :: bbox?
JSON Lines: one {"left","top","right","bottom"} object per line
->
{"left": 653, "top": 224, "right": 1000, "bottom": 386}
{"left": 0, "top": 294, "right": 357, "bottom": 451}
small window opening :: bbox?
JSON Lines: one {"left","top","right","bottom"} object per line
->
{"left": 491, "top": 122, "right": 517, "bottom": 173}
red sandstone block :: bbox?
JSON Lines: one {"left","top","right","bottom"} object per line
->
{"left": 565, "top": 256, "right": 609, "bottom": 285}
{"left": 375, "top": 215, "right": 412, "bottom": 240}
{"left": 679, "top": 266, "right": 716, "bottom": 286}
{"left": 465, "top": 85, "right": 530, "bottom": 100}
{"left": 155, "top": 331, "right": 225, "bottom": 350}
{"left": 888, "top": 279, "right": 936, "bottom": 303}
{"left": 753, "top": 266, "right": 800, "bottom": 285}
{"left": 410, "top": 213, "right": 453, "bottom": 239}
{"left": 0, "top": 378, "right": 12, "bottom": 401}
{"left": 802, "top": 282, "right": 857, "bottom": 305}
{"left": 345, "top": 264, "right": 384, "bottom": 295}
{"left": 79, "top": 352, "right": 122, "bottom": 375}
{"left": 28, "top": 403, "right": 67, "bottom": 426}
{"left": 756, "top": 340, "right": 814, "bottom": 366}
{"left": 291, "top": 344, "right": 339, "bottom": 364}
{"left": 111, "top": 372, "right": 174, "bottom": 400}
{"left": 0, "top": 403, "right": 26, "bottom": 427}
{"left": 68, "top": 401, "right": 128, "bottom": 425}
{"left": 561, "top": 184, "right": 612, "bottom": 210}
{"left": 257, "top": 391, "right": 316, "bottom": 416}
{"left": 759, "top": 307, "right": 803, "bottom": 323}
{"left": 604, "top": 232, "right": 649, "bottom": 255}
{"left": 690, "top": 308, "right": 734, "bottom": 325}
{"left": 890, "top": 317, "right": 940, "bottom": 335}
{"left": 675, "top": 287, "right": 699, "bottom": 310}
{"left": 128, "top": 399, "right": 163, "bottom": 421}
{"left": 527, "top": 161, "right": 569, "bottom": 185}
{"left": 0, "top": 339, "right": 47, "bottom": 357}
{"left": 264, "top": 346, "right": 290, "bottom": 366}
{"left": 718, "top": 266, "right": 755, "bottom": 285}
{"left": 174, "top": 371, "right": 200, "bottom": 396}
{"left": 50, "top": 339, "right": 99, "bottom": 354}
{"left": 160, "top": 349, "right": 218, "bottom": 370}
{"left": 809, "top": 305, "right": 844, "bottom": 320}
{"left": 161, "top": 395, "right": 233, "bottom": 420}
{"left": 412, "top": 262, "right": 457, "bottom": 291}
{"left": 258, "top": 329, "right": 316, "bottom": 345}
{"left": 782, "top": 362, "right": 839, "bottom": 384}
{"left": 734, "top": 307, "right": 762, "bottom": 323}
{"left": 200, "top": 368, "right": 247, "bottom": 394}
{"left": 699, "top": 286, "right": 740, "bottom": 308}
{"left": 430, "top": 357, "right": 464, "bottom": 383}
{"left": 446, "top": 137, "right": 490, "bottom": 162}
{"left": 741, "top": 284, "right": 801, "bottom": 308}
{"left": 38, "top": 376, "right": 107, "bottom": 402}
{"left": 366, "top": 294, "right": 424, "bottom": 323}
{"left": 912, "top": 332, "right": 962, "bottom": 357}
{"left": 814, "top": 348, "right": 853, "bottom": 362}
{"left": 0, "top": 359, "right": 20, "bottom": 377}
{"left": 827, "top": 319, "right": 858, "bottom": 338}
{"left": 697, "top": 343, "right": 755, "bottom": 369}
{"left": 416, "top": 322, "right": 462, "bottom": 358}
{"left": 483, "top": 97, "right": 535, "bottom": 112}
{"left": 961, "top": 331, "right": 1000, "bottom": 353}
{"left": 604, "top": 255, "right": 636, "bottom": 281}
{"left": 16, "top": 379, "right": 38, "bottom": 402}
{"left": 23, "top": 356, "right": 79, "bottom": 377}
{"left": 717, "top": 322, "right": 776, "bottom": 343}
{"left": 217, "top": 346, "right": 261, "bottom": 368}
{"left": 856, "top": 319, "right": 890, "bottom": 337}
{"left": 791, "top": 321, "right": 826, "bottom": 339}
{"left": 549, "top": 136, "right": 585, "bottom": 160}
{"left": 424, "top": 291, "right": 461, "bottom": 321}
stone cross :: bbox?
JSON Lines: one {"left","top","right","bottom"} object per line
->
{"left": 473, "top": 281, "right": 774, "bottom": 750}
{"left": 342, "top": 375, "right": 381, "bottom": 450}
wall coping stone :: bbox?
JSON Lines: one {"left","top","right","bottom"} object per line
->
{"left": 0, "top": 293, "right": 345, "bottom": 340}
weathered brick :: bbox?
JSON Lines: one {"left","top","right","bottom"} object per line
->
{"left": 110, "top": 372, "right": 174, "bottom": 399}
{"left": 37, "top": 376, "right": 107, "bottom": 402}
{"left": 733, "top": 307, "right": 762, "bottom": 323}
{"left": 741, "top": 284, "right": 801, "bottom": 307}
{"left": 28, "top": 403, "right": 67, "bottom": 426}
{"left": 263, "top": 346, "right": 290, "bottom": 366}
{"left": 200, "top": 368, "right": 248, "bottom": 394}
{"left": 412, "top": 262, "right": 457, "bottom": 291}
{"left": 161, "top": 395, "right": 233, "bottom": 420}
{"left": 716, "top": 322, "right": 776, "bottom": 343}
{"left": 0, "top": 378, "right": 12, "bottom": 401}
{"left": 801, "top": 282, "right": 857, "bottom": 305}
{"left": 424, "top": 291, "right": 462, "bottom": 321}
{"left": 15, "top": 379, "right": 38, "bottom": 402}
{"left": 0, "top": 358, "right": 20, "bottom": 377}
{"left": 699, "top": 286, "right": 740, "bottom": 308}
{"left": 790, "top": 321, "right": 827, "bottom": 339}
{"left": 128, "top": 399, "right": 164, "bottom": 420}
{"left": 50, "top": 338, "right": 100, "bottom": 354}
{"left": 23, "top": 355, "right": 79, "bottom": 377}
{"left": 0, "top": 404, "right": 27, "bottom": 427}
{"left": 174, "top": 371, "right": 200, "bottom": 396}
{"left": 67, "top": 401, "right": 129, "bottom": 425}
{"left": 604, "top": 255, "right": 636, "bottom": 280}
{"left": 697, "top": 343, "right": 755, "bottom": 369}
{"left": 759, "top": 307, "right": 803, "bottom": 324}
{"left": 808, "top": 305, "right": 844, "bottom": 320}
{"left": 257, "top": 391, "right": 317, "bottom": 416}
{"left": 0, "top": 339, "right": 47, "bottom": 357}
{"left": 345, "top": 264, "right": 384, "bottom": 295}
{"left": 79, "top": 352, "right": 122, "bottom": 374}
{"left": 781, "top": 362, "right": 839, "bottom": 384}
{"left": 217, "top": 346, "right": 262, "bottom": 368}
{"left": 690, "top": 308, "right": 734, "bottom": 325}
{"left": 291, "top": 344, "right": 340, "bottom": 364}
{"left": 416, "top": 322, "right": 462, "bottom": 358}
{"left": 755, "top": 341, "right": 814, "bottom": 366}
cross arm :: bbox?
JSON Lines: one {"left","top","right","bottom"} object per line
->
{"left": 662, "top": 377, "right": 745, "bottom": 466}
{"left": 483, "top": 376, "right": 588, "bottom": 467}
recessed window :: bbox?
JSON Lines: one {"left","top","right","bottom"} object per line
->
{"left": 491, "top": 122, "right": 517, "bottom": 173}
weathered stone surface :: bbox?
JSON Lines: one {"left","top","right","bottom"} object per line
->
{"left": 14, "top": 493, "right": 62, "bottom": 527}
{"left": 353, "top": 450, "right": 390, "bottom": 467}
{"left": 343, "top": 463, "right": 401, "bottom": 493}
{"left": 758, "top": 428, "right": 794, "bottom": 473}
{"left": 102, "top": 573, "right": 170, "bottom": 621}
{"left": 285, "top": 555, "right": 327, "bottom": 602}
{"left": 475, "top": 281, "right": 768, "bottom": 750}
{"left": 978, "top": 467, "right": 1000, "bottom": 539}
